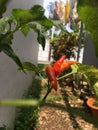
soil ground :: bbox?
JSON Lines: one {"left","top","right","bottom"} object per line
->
{"left": 35, "top": 78, "right": 98, "bottom": 130}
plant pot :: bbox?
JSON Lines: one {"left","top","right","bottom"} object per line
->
{"left": 87, "top": 98, "right": 98, "bottom": 118}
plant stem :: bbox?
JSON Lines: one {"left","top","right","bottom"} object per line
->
{"left": 0, "top": 99, "right": 39, "bottom": 106}
{"left": 57, "top": 72, "right": 75, "bottom": 80}
{"left": 42, "top": 86, "right": 52, "bottom": 102}
{"left": 42, "top": 81, "right": 52, "bottom": 102}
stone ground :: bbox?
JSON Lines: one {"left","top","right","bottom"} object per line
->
{"left": 35, "top": 79, "right": 98, "bottom": 130}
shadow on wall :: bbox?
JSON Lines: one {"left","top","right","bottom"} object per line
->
{"left": 82, "top": 33, "right": 98, "bottom": 68}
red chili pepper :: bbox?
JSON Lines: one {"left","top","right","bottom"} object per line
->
{"left": 53, "top": 55, "right": 66, "bottom": 77}
{"left": 46, "top": 65, "right": 58, "bottom": 91}
{"left": 61, "top": 61, "right": 78, "bottom": 72}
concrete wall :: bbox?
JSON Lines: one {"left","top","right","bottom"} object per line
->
{"left": 0, "top": 0, "right": 43, "bottom": 128}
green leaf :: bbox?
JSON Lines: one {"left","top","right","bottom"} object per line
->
{"left": 37, "top": 16, "right": 54, "bottom": 30}
{"left": 0, "top": 44, "right": 24, "bottom": 71}
{"left": 0, "top": 31, "right": 13, "bottom": 45}
{"left": 71, "top": 63, "right": 98, "bottom": 98}
{"left": 71, "top": 64, "right": 79, "bottom": 73}
{"left": 29, "top": 23, "right": 37, "bottom": 31}
{"left": 12, "top": 5, "right": 54, "bottom": 30}
{"left": 18, "top": 62, "right": 40, "bottom": 75}
{"left": 0, "top": 0, "right": 10, "bottom": 18}
{"left": 0, "top": 17, "right": 9, "bottom": 34}
{"left": 12, "top": 5, "right": 45, "bottom": 25}
{"left": 20, "top": 24, "right": 30, "bottom": 37}
{"left": 71, "top": 64, "right": 98, "bottom": 87}
{"left": 30, "top": 4, "right": 45, "bottom": 18}
{"left": 29, "top": 23, "right": 46, "bottom": 50}
{"left": 37, "top": 31, "right": 45, "bottom": 50}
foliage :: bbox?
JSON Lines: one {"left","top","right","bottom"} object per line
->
{"left": 0, "top": 2, "right": 55, "bottom": 129}
{"left": 1, "top": 1, "right": 98, "bottom": 128}
{"left": 0, "top": 0, "right": 10, "bottom": 18}
{"left": 77, "top": 0, "right": 98, "bottom": 57}
{"left": 14, "top": 78, "right": 41, "bottom": 130}
{"left": 50, "top": 30, "right": 79, "bottom": 60}
{"left": 0, "top": 3, "right": 54, "bottom": 71}
{"left": 71, "top": 64, "right": 98, "bottom": 102}
{"left": 18, "top": 62, "right": 41, "bottom": 75}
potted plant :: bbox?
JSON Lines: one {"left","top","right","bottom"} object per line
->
{"left": 87, "top": 81, "right": 98, "bottom": 118}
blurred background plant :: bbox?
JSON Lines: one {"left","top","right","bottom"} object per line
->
{"left": 77, "top": 0, "right": 98, "bottom": 57}
{"left": 50, "top": 28, "right": 79, "bottom": 60}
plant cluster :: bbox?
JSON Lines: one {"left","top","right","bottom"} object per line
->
{"left": 72, "top": 64, "right": 98, "bottom": 101}
{"left": 50, "top": 30, "right": 79, "bottom": 60}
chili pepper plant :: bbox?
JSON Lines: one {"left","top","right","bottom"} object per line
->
{"left": 0, "top": 0, "right": 98, "bottom": 123}
{"left": 0, "top": 2, "right": 55, "bottom": 72}
{"left": 0, "top": 2, "right": 55, "bottom": 106}
{"left": 18, "top": 54, "right": 98, "bottom": 113}
{"left": 0, "top": 1, "right": 81, "bottom": 111}
{"left": 40, "top": 55, "right": 79, "bottom": 101}
{"left": 18, "top": 55, "right": 79, "bottom": 102}
{"left": 38, "top": 56, "right": 98, "bottom": 108}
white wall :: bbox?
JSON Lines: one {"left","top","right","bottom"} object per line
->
{"left": 0, "top": 0, "right": 43, "bottom": 128}
{"left": 38, "top": 40, "right": 51, "bottom": 63}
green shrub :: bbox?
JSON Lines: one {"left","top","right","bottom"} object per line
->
{"left": 14, "top": 78, "right": 41, "bottom": 130}
{"left": 50, "top": 31, "right": 79, "bottom": 60}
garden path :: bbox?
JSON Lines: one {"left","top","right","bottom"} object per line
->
{"left": 35, "top": 79, "right": 98, "bottom": 130}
